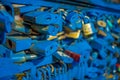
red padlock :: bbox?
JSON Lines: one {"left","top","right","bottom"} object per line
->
{"left": 64, "top": 50, "right": 80, "bottom": 62}
{"left": 116, "top": 63, "right": 120, "bottom": 67}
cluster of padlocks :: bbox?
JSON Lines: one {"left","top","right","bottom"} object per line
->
{"left": 0, "top": 0, "right": 120, "bottom": 80}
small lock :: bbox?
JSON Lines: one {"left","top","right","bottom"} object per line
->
{"left": 82, "top": 23, "right": 94, "bottom": 36}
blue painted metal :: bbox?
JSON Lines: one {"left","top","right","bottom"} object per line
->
{"left": 0, "top": 58, "right": 16, "bottom": 77}
{"left": 0, "top": 11, "right": 12, "bottom": 33}
{"left": 0, "top": 0, "right": 120, "bottom": 80}
{"left": 6, "top": 36, "right": 32, "bottom": 52}
{"left": 23, "top": 11, "right": 56, "bottom": 25}
{"left": 0, "top": 3, "right": 14, "bottom": 44}
{"left": 0, "top": 45, "right": 11, "bottom": 57}
{"left": 31, "top": 24, "right": 60, "bottom": 36}
{"left": 11, "top": 51, "right": 37, "bottom": 63}
{"left": 53, "top": 52, "right": 73, "bottom": 63}
{"left": 30, "top": 40, "right": 58, "bottom": 56}
{"left": 14, "top": 5, "right": 41, "bottom": 14}
{"left": 66, "top": 11, "right": 82, "bottom": 31}
{"left": 0, "top": 32, "right": 6, "bottom": 44}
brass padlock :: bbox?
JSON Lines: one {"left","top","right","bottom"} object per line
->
{"left": 83, "top": 23, "right": 93, "bottom": 36}
{"left": 117, "top": 18, "right": 120, "bottom": 25}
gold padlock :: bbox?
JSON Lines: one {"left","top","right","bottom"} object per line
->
{"left": 47, "top": 32, "right": 64, "bottom": 40}
{"left": 58, "top": 35, "right": 66, "bottom": 40}
{"left": 64, "top": 26, "right": 73, "bottom": 33}
{"left": 47, "top": 35, "right": 57, "bottom": 40}
{"left": 66, "top": 30, "right": 81, "bottom": 39}
{"left": 57, "top": 32, "right": 64, "bottom": 36}
{"left": 83, "top": 23, "right": 93, "bottom": 36}
{"left": 117, "top": 18, "right": 120, "bottom": 25}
